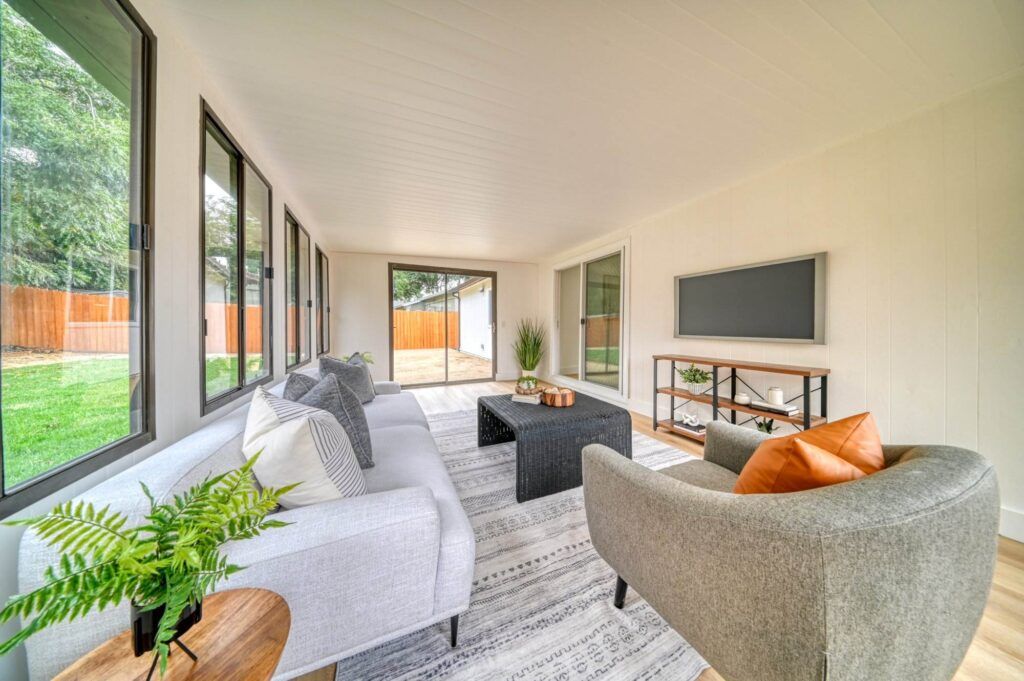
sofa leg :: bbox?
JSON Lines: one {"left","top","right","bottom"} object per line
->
{"left": 614, "top": 576, "right": 628, "bottom": 609}
{"left": 450, "top": 615, "right": 459, "bottom": 647}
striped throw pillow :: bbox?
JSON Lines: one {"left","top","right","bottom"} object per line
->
{"left": 242, "top": 387, "right": 365, "bottom": 507}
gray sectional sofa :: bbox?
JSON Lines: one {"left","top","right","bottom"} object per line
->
{"left": 17, "top": 368, "right": 474, "bottom": 681}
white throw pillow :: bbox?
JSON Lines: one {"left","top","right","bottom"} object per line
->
{"left": 242, "top": 387, "right": 366, "bottom": 508}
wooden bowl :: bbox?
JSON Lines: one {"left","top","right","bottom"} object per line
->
{"left": 541, "top": 389, "right": 575, "bottom": 407}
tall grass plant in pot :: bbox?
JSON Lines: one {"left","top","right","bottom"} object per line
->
{"left": 513, "top": 319, "right": 546, "bottom": 378}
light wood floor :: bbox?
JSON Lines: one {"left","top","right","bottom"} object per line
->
{"left": 300, "top": 381, "right": 1024, "bottom": 681}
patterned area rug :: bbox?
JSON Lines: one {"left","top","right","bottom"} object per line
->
{"left": 336, "top": 409, "right": 709, "bottom": 681}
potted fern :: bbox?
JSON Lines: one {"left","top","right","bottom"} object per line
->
{"left": 512, "top": 319, "right": 546, "bottom": 378}
{"left": 677, "top": 363, "right": 712, "bottom": 395}
{"left": 0, "top": 456, "right": 294, "bottom": 677}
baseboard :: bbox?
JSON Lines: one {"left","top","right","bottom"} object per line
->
{"left": 1000, "top": 506, "right": 1024, "bottom": 542}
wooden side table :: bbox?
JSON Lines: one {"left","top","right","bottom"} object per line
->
{"left": 55, "top": 589, "right": 290, "bottom": 681}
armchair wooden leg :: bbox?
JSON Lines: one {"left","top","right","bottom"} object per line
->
{"left": 614, "top": 576, "right": 628, "bottom": 609}
{"left": 450, "top": 615, "right": 459, "bottom": 647}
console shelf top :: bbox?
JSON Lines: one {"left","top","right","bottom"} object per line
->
{"left": 652, "top": 354, "right": 830, "bottom": 377}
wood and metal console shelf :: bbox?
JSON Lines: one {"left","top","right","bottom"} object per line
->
{"left": 652, "top": 354, "right": 830, "bottom": 444}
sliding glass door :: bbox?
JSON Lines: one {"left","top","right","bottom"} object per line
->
{"left": 389, "top": 265, "right": 496, "bottom": 386}
{"left": 582, "top": 252, "right": 621, "bottom": 390}
{"left": 556, "top": 249, "right": 624, "bottom": 392}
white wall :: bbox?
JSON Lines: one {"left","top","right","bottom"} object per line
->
{"left": 330, "top": 253, "right": 537, "bottom": 381}
{"left": 0, "top": 2, "right": 332, "bottom": 677}
{"left": 458, "top": 281, "right": 493, "bottom": 360}
{"left": 540, "top": 70, "right": 1024, "bottom": 541}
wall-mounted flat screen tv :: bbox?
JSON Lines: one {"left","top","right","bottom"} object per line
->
{"left": 675, "top": 253, "right": 827, "bottom": 344}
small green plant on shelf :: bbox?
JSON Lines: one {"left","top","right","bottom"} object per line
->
{"left": 512, "top": 319, "right": 546, "bottom": 374}
{"left": 676, "top": 363, "right": 712, "bottom": 393}
{"left": 0, "top": 455, "right": 295, "bottom": 677}
{"left": 756, "top": 418, "right": 776, "bottom": 434}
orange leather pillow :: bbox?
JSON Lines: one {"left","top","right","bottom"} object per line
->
{"left": 734, "top": 413, "right": 883, "bottom": 494}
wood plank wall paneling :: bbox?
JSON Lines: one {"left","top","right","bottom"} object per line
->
{"left": 392, "top": 310, "right": 460, "bottom": 350}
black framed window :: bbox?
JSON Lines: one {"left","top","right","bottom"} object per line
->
{"left": 315, "top": 246, "right": 330, "bottom": 356}
{"left": 0, "top": 0, "right": 155, "bottom": 517}
{"left": 201, "top": 103, "right": 273, "bottom": 413}
{"left": 285, "top": 210, "right": 311, "bottom": 370}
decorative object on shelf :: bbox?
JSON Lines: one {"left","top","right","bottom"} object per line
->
{"left": 541, "top": 387, "right": 576, "bottom": 407}
{"left": 0, "top": 455, "right": 295, "bottom": 679}
{"left": 750, "top": 399, "right": 798, "bottom": 415}
{"left": 767, "top": 386, "right": 785, "bottom": 406}
{"left": 513, "top": 319, "right": 546, "bottom": 378}
{"left": 733, "top": 392, "right": 752, "bottom": 405}
{"left": 756, "top": 418, "right": 777, "bottom": 434}
{"left": 676, "top": 363, "right": 712, "bottom": 395}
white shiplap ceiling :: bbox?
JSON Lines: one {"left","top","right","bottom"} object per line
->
{"left": 162, "top": 0, "right": 1024, "bottom": 261}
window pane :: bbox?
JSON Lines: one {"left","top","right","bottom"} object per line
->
{"left": 286, "top": 217, "right": 298, "bottom": 367}
{"left": 316, "top": 249, "right": 329, "bottom": 355}
{"left": 0, "top": 0, "right": 145, "bottom": 488}
{"left": 244, "top": 167, "right": 270, "bottom": 383}
{"left": 203, "top": 126, "right": 239, "bottom": 398}
{"left": 298, "top": 229, "right": 310, "bottom": 363}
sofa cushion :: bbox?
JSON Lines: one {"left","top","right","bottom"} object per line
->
{"left": 363, "top": 393, "right": 429, "bottom": 431}
{"left": 243, "top": 388, "right": 366, "bottom": 507}
{"left": 660, "top": 459, "right": 738, "bottom": 493}
{"left": 321, "top": 355, "right": 375, "bottom": 403}
{"left": 364, "top": 425, "right": 475, "bottom": 612}
{"left": 285, "top": 373, "right": 374, "bottom": 469}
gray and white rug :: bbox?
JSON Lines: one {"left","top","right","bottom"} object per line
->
{"left": 337, "top": 409, "right": 708, "bottom": 681}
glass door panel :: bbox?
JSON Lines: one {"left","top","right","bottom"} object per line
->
{"left": 582, "top": 252, "right": 621, "bottom": 390}
{"left": 557, "top": 266, "right": 581, "bottom": 378}
{"left": 447, "top": 274, "right": 493, "bottom": 382}
{"left": 391, "top": 268, "right": 447, "bottom": 385}
{"left": 391, "top": 267, "right": 494, "bottom": 385}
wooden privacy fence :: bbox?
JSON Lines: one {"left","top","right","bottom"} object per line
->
{"left": 1, "top": 285, "right": 263, "bottom": 354}
{"left": 393, "top": 309, "right": 459, "bottom": 350}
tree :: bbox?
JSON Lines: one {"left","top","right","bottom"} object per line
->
{"left": 392, "top": 270, "right": 444, "bottom": 305}
{"left": 1, "top": 4, "right": 133, "bottom": 292}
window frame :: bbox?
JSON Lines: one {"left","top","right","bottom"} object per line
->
{"left": 199, "top": 100, "right": 275, "bottom": 415}
{"left": 285, "top": 207, "right": 312, "bottom": 372}
{"left": 315, "top": 245, "right": 330, "bottom": 357}
{"left": 0, "top": 0, "right": 157, "bottom": 519}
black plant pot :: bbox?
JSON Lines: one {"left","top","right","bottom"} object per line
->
{"left": 131, "top": 600, "right": 203, "bottom": 657}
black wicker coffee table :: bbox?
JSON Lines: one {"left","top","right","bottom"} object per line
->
{"left": 478, "top": 393, "right": 632, "bottom": 502}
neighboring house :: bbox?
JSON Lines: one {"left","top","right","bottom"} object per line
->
{"left": 396, "top": 277, "right": 492, "bottom": 360}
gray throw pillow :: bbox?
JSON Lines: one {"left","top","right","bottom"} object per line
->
{"left": 321, "top": 355, "right": 375, "bottom": 404}
{"left": 346, "top": 352, "right": 375, "bottom": 396}
{"left": 283, "top": 372, "right": 318, "bottom": 401}
{"left": 285, "top": 373, "right": 373, "bottom": 469}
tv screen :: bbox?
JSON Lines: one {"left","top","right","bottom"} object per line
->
{"left": 675, "top": 253, "right": 826, "bottom": 343}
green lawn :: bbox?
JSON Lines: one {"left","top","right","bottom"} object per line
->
{"left": 585, "top": 346, "right": 620, "bottom": 365}
{"left": 205, "top": 355, "right": 266, "bottom": 397}
{"left": 2, "top": 357, "right": 132, "bottom": 487}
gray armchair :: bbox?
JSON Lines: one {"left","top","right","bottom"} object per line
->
{"left": 582, "top": 421, "right": 999, "bottom": 681}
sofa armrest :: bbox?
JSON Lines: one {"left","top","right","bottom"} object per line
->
{"left": 221, "top": 487, "right": 441, "bottom": 677}
{"left": 702, "top": 421, "right": 768, "bottom": 474}
{"left": 374, "top": 380, "right": 401, "bottom": 395}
